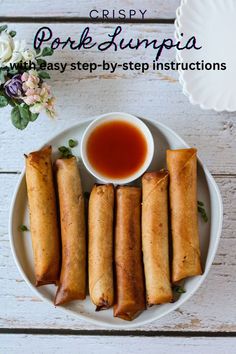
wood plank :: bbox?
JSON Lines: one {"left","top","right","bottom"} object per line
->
{"left": 0, "top": 1, "right": 179, "bottom": 19}
{"left": 0, "top": 23, "right": 235, "bottom": 174}
{"left": 1, "top": 334, "right": 236, "bottom": 354}
{"left": 0, "top": 174, "right": 235, "bottom": 331}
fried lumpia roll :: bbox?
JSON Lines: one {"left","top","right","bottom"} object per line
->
{"left": 25, "top": 146, "right": 60, "bottom": 286}
{"left": 54, "top": 157, "right": 86, "bottom": 305}
{"left": 114, "top": 186, "right": 146, "bottom": 321}
{"left": 142, "top": 171, "right": 172, "bottom": 305}
{"left": 167, "top": 148, "right": 202, "bottom": 283}
{"left": 88, "top": 184, "right": 114, "bottom": 311}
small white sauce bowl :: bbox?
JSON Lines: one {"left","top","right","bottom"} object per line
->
{"left": 80, "top": 112, "right": 154, "bottom": 184}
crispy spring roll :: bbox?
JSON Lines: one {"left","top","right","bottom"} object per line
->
{"left": 54, "top": 157, "right": 86, "bottom": 305}
{"left": 88, "top": 184, "right": 114, "bottom": 310}
{"left": 114, "top": 186, "right": 146, "bottom": 321}
{"left": 25, "top": 146, "right": 60, "bottom": 286}
{"left": 167, "top": 148, "right": 202, "bottom": 283}
{"left": 142, "top": 171, "right": 172, "bottom": 305}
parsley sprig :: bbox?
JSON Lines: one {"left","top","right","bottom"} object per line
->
{"left": 198, "top": 201, "right": 208, "bottom": 222}
{"left": 173, "top": 285, "right": 186, "bottom": 294}
{"left": 58, "top": 146, "right": 73, "bottom": 158}
{"left": 18, "top": 224, "right": 29, "bottom": 232}
{"left": 58, "top": 139, "right": 78, "bottom": 158}
{"left": 68, "top": 139, "right": 78, "bottom": 148}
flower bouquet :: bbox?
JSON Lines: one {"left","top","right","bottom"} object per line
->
{"left": 0, "top": 25, "right": 55, "bottom": 130}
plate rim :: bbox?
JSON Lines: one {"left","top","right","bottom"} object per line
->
{"left": 8, "top": 114, "right": 223, "bottom": 329}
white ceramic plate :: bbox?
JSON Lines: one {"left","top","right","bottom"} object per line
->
{"left": 175, "top": 0, "right": 236, "bottom": 111}
{"left": 9, "top": 114, "right": 223, "bottom": 329}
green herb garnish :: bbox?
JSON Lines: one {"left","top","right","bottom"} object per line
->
{"left": 198, "top": 201, "right": 208, "bottom": 222}
{"left": 68, "top": 139, "right": 78, "bottom": 148}
{"left": 58, "top": 138, "right": 78, "bottom": 158}
{"left": 58, "top": 146, "right": 73, "bottom": 158}
{"left": 18, "top": 224, "right": 29, "bottom": 232}
{"left": 173, "top": 285, "right": 186, "bottom": 294}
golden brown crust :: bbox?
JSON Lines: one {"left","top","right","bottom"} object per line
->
{"left": 142, "top": 171, "right": 173, "bottom": 305}
{"left": 88, "top": 184, "right": 114, "bottom": 310}
{"left": 166, "top": 148, "right": 202, "bottom": 283}
{"left": 114, "top": 186, "right": 146, "bottom": 321}
{"left": 25, "top": 146, "right": 60, "bottom": 286}
{"left": 54, "top": 157, "right": 86, "bottom": 305}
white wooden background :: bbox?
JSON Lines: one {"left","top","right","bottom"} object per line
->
{"left": 0, "top": 1, "right": 236, "bottom": 352}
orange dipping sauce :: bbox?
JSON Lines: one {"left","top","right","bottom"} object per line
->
{"left": 86, "top": 120, "right": 148, "bottom": 179}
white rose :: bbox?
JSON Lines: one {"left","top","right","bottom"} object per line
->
{"left": 5, "top": 39, "right": 26, "bottom": 66}
{"left": 0, "top": 32, "right": 14, "bottom": 67}
{"left": 22, "top": 48, "right": 36, "bottom": 63}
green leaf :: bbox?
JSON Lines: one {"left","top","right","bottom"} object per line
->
{"left": 36, "top": 58, "right": 47, "bottom": 67}
{"left": 8, "top": 68, "right": 18, "bottom": 75}
{"left": 8, "top": 99, "right": 16, "bottom": 107}
{"left": 197, "top": 200, "right": 204, "bottom": 206}
{"left": 68, "top": 139, "right": 78, "bottom": 148}
{"left": 35, "top": 48, "right": 41, "bottom": 55}
{"left": 0, "top": 25, "right": 7, "bottom": 33}
{"left": 0, "top": 69, "right": 6, "bottom": 83}
{"left": 58, "top": 146, "right": 73, "bottom": 158}
{"left": 41, "top": 47, "right": 54, "bottom": 57}
{"left": 0, "top": 95, "right": 8, "bottom": 108}
{"left": 29, "top": 112, "right": 39, "bottom": 122}
{"left": 9, "top": 30, "right": 16, "bottom": 37}
{"left": 18, "top": 224, "right": 29, "bottom": 232}
{"left": 11, "top": 105, "right": 29, "bottom": 130}
{"left": 38, "top": 71, "right": 50, "bottom": 79}
{"left": 19, "top": 104, "right": 30, "bottom": 121}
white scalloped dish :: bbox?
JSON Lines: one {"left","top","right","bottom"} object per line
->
{"left": 9, "top": 115, "right": 223, "bottom": 328}
{"left": 175, "top": 0, "right": 236, "bottom": 111}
